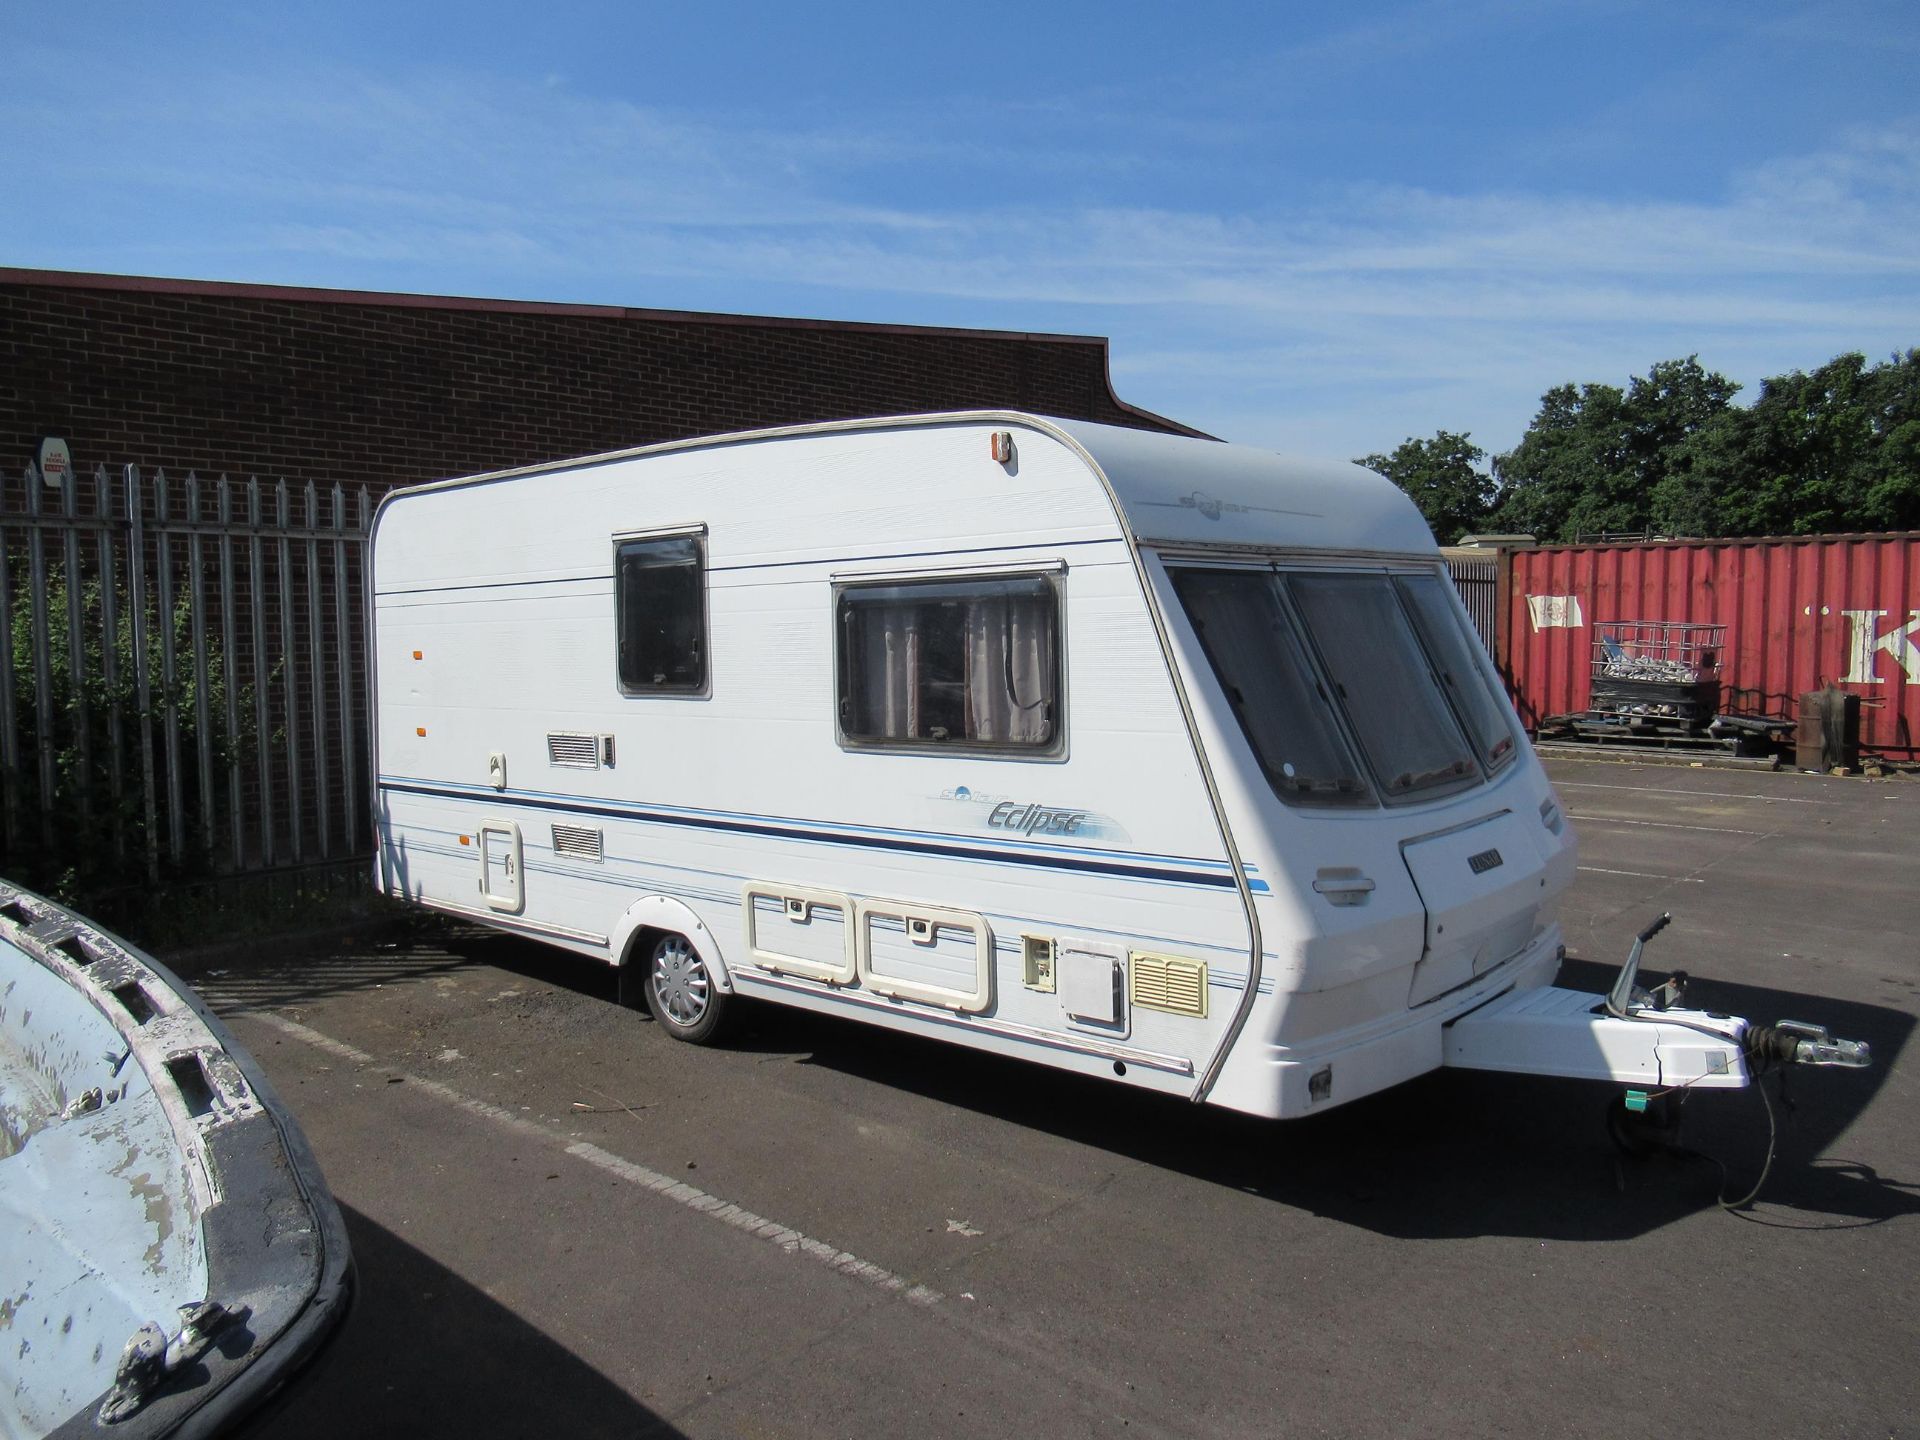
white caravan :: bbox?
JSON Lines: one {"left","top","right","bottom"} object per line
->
{"left": 369, "top": 413, "right": 1865, "bottom": 1120}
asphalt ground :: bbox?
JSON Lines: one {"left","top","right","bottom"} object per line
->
{"left": 170, "top": 757, "right": 1920, "bottom": 1439}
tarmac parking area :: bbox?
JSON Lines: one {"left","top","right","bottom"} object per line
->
{"left": 172, "top": 757, "right": 1920, "bottom": 1439}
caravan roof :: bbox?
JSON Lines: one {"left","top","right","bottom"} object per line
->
{"left": 1050, "top": 416, "right": 1434, "bottom": 555}
{"left": 388, "top": 411, "right": 1436, "bottom": 559}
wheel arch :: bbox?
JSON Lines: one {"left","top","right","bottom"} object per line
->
{"left": 610, "top": 895, "right": 735, "bottom": 993}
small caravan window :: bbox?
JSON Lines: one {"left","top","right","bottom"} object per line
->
{"left": 616, "top": 533, "right": 706, "bottom": 693}
{"left": 837, "top": 573, "right": 1060, "bottom": 752}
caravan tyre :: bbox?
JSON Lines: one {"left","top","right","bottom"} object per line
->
{"left": 646, "top": 931, "right": 728, "bottom": 1044}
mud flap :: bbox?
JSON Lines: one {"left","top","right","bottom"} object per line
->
{"left": 1443, "top": 986, "right": 1751, "bottom": 1089}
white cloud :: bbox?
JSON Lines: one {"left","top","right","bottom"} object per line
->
{"left": 4, "top": 48, "right": 1917, "bottom": 458}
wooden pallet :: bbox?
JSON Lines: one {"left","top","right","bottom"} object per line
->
{"left": 1533, "top": 711, "right": 1787, "bottom": 766}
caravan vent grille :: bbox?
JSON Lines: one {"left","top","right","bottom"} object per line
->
{"left": 551, "top": 824, "right": 604, "bottom": 862}
{"left": 1129, "top": 953, "right": 1208, "bottom": 1018}
{"left": 547, "top": 732, "right": 600, "bottom": 769}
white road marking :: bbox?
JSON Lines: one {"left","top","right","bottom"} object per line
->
{"left": 1554, "top": 780, "right": 1840, "bottom": 806}
{"left": 1577, "top": 866, "right": 1704, "bottom": 882}
{"left": 246, "top": 1010, "right": 942, "bottom": 1307}
{"left": 1565, "top": 813, "right": 1770, "bottom": 836}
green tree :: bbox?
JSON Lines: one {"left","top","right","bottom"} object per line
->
{"left": 1663, "top": 350, "right": 1920, "bottom": 537}
{"left": 1357, "top": 430, "right": 1494, "bottom": 544}
{"left": 6, "top": 571, "right": 256, "bottom": 897}
{"left": 1491, "top": 357, "right": 1740, "bottom": 541}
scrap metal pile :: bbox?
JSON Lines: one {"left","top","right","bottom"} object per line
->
{"left": 1537, "top": 620, "right": 1792, "bottom": 758}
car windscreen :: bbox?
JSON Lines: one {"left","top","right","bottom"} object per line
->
{"left": 1170, "top": 569, "right": 1370, "bottom": 805}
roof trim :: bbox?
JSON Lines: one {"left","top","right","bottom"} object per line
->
{"left": 0, "top": 266, "right": 1110, "bottom": 346}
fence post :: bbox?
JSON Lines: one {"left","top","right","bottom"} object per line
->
{"left": 333, "top": 484, "right": 359, "bottom": 849}
{"left": 0, "top": 469, "right": 20, "bottom": 854}
{"left": 1494, "top": 545, "right": 1514, "bottom": 678}
{"left": 26, "top": 464, "right": 56, "bottom": 852}
{"left": 95, "top": 466, "right": 126, "bottom": 863}
{"left": 305, "top": 482, "right": 330, "bottom": 858}
{"left": 60, "top": 463, "right": 94, "bottom": 846}
{"left": 276, "top": 479, "right": 303, "bottom": 863}
{"left": 186, "top": 473, "right": 215, "bottom": 861}
{"left": 248, "top": 478, "right": 273, "bottom": 867}
{"left": 126, "top": 464, "right": 161, "bottom": 884}
{"left": 155, "top": 470, "right": 185, "bottom": 863}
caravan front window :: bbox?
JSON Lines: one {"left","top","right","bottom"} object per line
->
{"left": 1173, "top": 566, "right": 1507, "bottom": 808}
{"left": 1171, "top": 570, "right": 1370, "bottom": 805}
{"left": 1287, "top": 574, "right": 1479, "bottom": 800}
{"left": 1394, "top": 573, "right": 1517, "bottom": 774}
{"left": 836, "top": 573, "right": 1060, "bottom": 752}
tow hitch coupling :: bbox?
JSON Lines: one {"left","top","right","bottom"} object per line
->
{"left": 1444, "top": 912, "right": 1873, "bottom": 1087}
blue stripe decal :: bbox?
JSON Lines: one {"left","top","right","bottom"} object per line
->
{"left": 380, "top": 778, "right": 1267, "bottom": 893}
{"left": 381, "top": 773, "right": 1259, "bottom": 875}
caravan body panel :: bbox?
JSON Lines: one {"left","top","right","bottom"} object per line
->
{"left": 370, "top": 413, "right": 1575, "bottom": 1117}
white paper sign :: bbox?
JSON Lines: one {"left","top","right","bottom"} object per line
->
{"left": 1527, "top": 594, "right": 1586, "bottom": 631}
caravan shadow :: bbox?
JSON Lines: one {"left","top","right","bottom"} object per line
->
{"left": 722, "top": 956, "right": 1915, "bottom": 1244}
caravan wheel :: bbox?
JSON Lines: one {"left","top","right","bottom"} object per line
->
{"left": 646, "top": 932, "right": 728, "bottom": 1044}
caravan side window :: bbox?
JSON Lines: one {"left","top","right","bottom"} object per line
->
{"left": 836, "top": 572, "right": 1061, "bottom": 753}
{"left": 616, "top": 533, "right": 706, "bottom": 694}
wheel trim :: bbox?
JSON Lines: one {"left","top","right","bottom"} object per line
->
{"left": 650, "top": 936, "right": 711, "bottom": 1027}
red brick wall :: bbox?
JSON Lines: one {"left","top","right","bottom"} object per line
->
{"left": 1, "top": 271, "right": 1197, "bottom": 491}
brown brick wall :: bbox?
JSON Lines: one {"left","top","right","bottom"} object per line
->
{"left": 1, "top": 271, "right": 1197, "bottom": 491}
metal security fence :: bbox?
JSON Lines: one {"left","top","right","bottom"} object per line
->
{"left": 1446, "top": 553, "right": 1498, "bottom": 650}
{"left": 1, "top": 462, "right": 372, "bottom": 901}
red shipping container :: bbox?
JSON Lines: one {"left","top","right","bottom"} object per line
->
{"left": 1498, "top": 534, "right": 1920, "bottom": 758}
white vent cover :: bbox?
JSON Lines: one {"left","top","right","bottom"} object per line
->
{"left": 550, "top": 823, "right": 604, "bottom": 862}
{"left": 547, "top": 732, "right": 600, "bottom": 769}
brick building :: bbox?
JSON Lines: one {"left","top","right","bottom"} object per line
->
{"left": 0, "top": 270, "right": 1197, "bottom": 901}
{"left": 1, "top": 269, "right": 1198, "bottom": 489}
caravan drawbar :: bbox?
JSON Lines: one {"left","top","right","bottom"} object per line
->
{"left": 369, "top": 413, "right": 1868, "bottom": 1122}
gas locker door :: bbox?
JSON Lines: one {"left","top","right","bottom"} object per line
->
{"left": 477, "top": 821, "right": 524, "bottom": 914}
{"left": 1399, "top": 810, "right": 1542, "bottom": 1005}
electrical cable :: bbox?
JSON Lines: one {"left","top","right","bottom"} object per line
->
{"left": 1617, "top": 1006, "right": 1784, "bottom": 1211}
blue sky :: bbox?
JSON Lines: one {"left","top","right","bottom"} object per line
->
{"left": 5, "top": 1, "right": 1917, "bottom": 461}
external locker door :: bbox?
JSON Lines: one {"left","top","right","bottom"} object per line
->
{"left": 1058, "top": 937, "right": 1129, "bottom": 1039}
{"left": 742, "top": 884, "right": 856, "bottom": 983}
{"left": 477, "top": 821, "right": 524, "bottom": 914}
{"left": 855, "top": 900, "right": 992, "bottom": 1013}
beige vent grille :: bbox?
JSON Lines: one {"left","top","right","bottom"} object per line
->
{"left": 1128, "top": 952, "right": 1208, "bottom": 1018}
{"left": 550, "top": 824, "right": 604, "bottom": 862}
{"left": 547, "top": 732, "right": 600, "bottom": 769}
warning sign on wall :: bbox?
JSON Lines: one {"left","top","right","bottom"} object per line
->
{"left": 36, "top": 436, "right": 71, "bottom": 488}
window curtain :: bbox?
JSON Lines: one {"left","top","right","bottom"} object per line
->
{"left": 964, "top": 590, "right": 1053, "bottom": 744}
{"left": 852, "top": 605, "right": 919, "bottom": 740}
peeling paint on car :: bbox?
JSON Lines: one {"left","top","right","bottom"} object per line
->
{"left": 0, "top": 883, "right": 352, "bottom": 1436}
